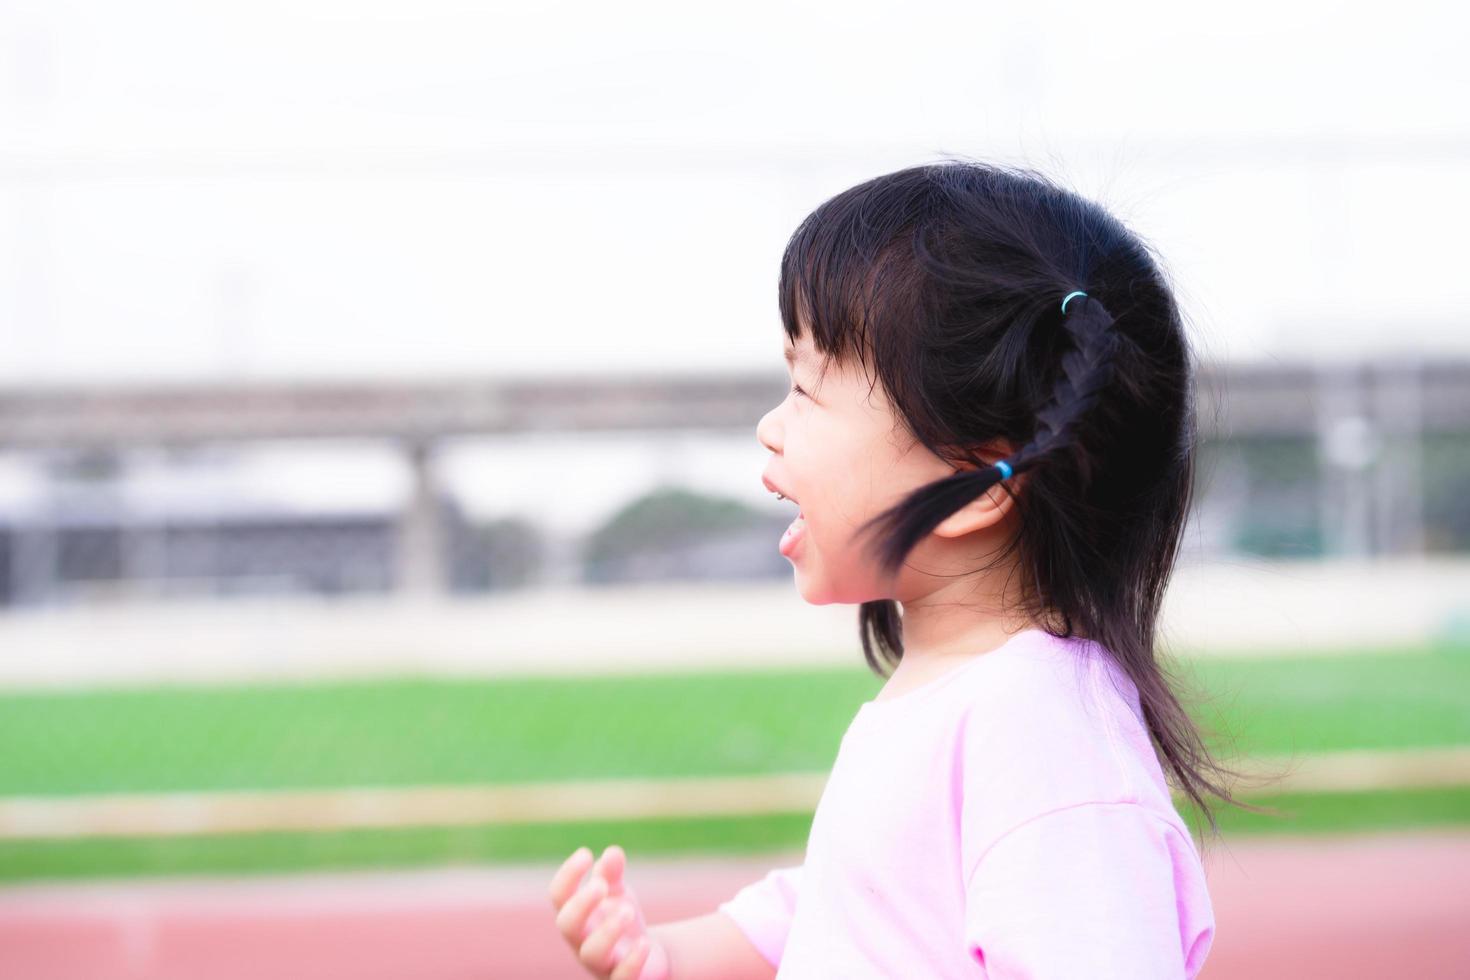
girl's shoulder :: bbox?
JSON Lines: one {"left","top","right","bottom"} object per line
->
{"left": 856, "top": 628, "right": 1080, "bottom": 721}
{"left": 947, "top": 634, "right": 1175, "bottom": 847}
{"left": 937, "top": 628, "right": 1126, "bottom": 729}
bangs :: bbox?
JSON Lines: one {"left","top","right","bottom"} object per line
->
{"left": 776, "top": 170, "right": 934, "bottom": 383}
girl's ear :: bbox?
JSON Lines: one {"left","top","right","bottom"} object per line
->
{"left": 931, "top": 441, "right": 1024, "bottom": 539}
{"left": 932, "top": 478, "right": 1019, "bottom": 538}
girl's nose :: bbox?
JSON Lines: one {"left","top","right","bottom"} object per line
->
{"left": 756, "top": 406, "right": 782, "bottom": 454}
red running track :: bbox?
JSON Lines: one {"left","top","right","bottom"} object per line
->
{"left": 2, "top": 830, "right": 1468, "bottom": 979}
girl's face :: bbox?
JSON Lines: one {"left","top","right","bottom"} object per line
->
{"left": 756, "top": 331, "right": 1020, "bottom": 606}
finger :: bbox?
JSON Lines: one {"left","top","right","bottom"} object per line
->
{"left": 611, "top": 934, "right": 652, "bottom": 980}
{"left": 594, "top": 844, "right": 627, "bottom": 896}
{"left": 549, "top": 846, "right": 593, "bottom": 909}
{"left": 554, "top": 875, "right": 607, "bottom": 943}
{"left": 578, "top": 902, "right": 633, "bottom": 974}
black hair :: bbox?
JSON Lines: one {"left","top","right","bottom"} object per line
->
{"left": 776, "top": 156, "right": 1283, "bottom": 850}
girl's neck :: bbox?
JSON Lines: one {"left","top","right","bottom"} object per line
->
{"left": 882, "top": 571, "right": 1053, "bottom": 694}
{"left": 896, "top": 571, "right": 1044, "bottom": 662}
{"left": 880, "top": 542, "right": 1060, "bottom": 699}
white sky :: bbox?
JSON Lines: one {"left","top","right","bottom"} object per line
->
{"left": 0, "top": 0, "right": 1465, "bottom": 533}
{"left": 2, "top": 0, "right": 1467, "bottom": 386}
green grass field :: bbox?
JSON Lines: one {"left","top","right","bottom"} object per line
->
{"left": 1, "top": 638, "right": 1467, "bottom": 881}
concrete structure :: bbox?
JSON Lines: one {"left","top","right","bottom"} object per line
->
{"left": 1, "top": 357, "right": 1466, "bottom": 604}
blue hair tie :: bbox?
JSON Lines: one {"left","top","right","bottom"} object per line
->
{"left": 994, "top": 460, "right": 1013, "bottom": 479}
{"left": 1061, "top": 290, "right": 1087, "bottom": 313}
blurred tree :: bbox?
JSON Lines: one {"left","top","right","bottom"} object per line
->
{"left": 446, "top": 508, "right": 546, "bottom": 593}
{"left": 580, "top": 484, "right": 785, "bottom": 584}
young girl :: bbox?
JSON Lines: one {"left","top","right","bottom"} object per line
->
{"left": 549, "top": 158, "right": 1261, "bottom": 978}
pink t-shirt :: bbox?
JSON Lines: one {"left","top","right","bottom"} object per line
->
{"left": 717, "top": 627, "right": 1215, "bottom": 978}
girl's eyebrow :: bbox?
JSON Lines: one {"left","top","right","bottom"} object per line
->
{"left": 783, "top": 346, "right": 805, "bottom": 366}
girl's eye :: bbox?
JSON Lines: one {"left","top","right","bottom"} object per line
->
{"left": 790, "top": 383, "right": 808, "bottom": 399}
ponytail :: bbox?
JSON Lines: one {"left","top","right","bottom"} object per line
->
{"left": 1009, "top": 292, "right": 1124, "bottom": 490}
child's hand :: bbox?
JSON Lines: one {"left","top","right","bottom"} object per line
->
{"left": 550, "top": 844, "right": 672, "bottom": 980}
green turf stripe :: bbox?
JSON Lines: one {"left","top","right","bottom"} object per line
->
{"left": 1, "top": 647, "right": 1468, "bottom": 797}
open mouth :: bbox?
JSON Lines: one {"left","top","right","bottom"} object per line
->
{"left": 764, "top": 475, "right": 805, "bottom": 555}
